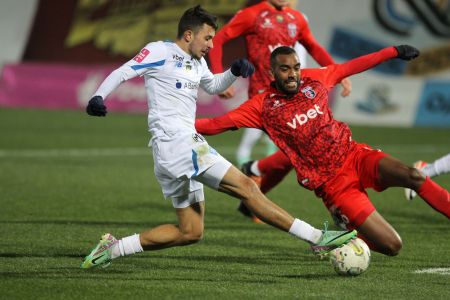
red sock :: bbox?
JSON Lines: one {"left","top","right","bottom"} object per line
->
{"left": 257, "top": 150, "right": 293, "bottom": 193}
{"left": 417, "top": 177, "right": 450, "bottom": 219}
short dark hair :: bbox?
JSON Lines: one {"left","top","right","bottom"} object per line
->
{"left": 177, "top": 5, "right": 218, "bottom": 39}
{"left": 270, "top": 46, "right": 297, "bottom": 68}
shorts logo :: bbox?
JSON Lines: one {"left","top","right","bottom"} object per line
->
{"left": 133, "top": 48, "right": 150, "bottom": 63}
{"left": 192, "top": 133, "right": 205, "bottom": 143}
{"left": 288, "top": 23, "right": 297, "bottom": 38}
{"left": 301, "top": 86, "right": 316, "bottom": 99}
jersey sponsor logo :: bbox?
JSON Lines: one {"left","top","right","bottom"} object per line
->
{"left": 133, "top": 48, "right": 150, "bottom": 63}
{"left": 286, "top": 104, "right": 324, "bottom": 129}
{"left": 184, "top": 82, "right": 199, "bottom": 90}
{"left": 172, "top": 54, "right": 184, "bottom": 62}
{"left": 288, "top": 23, "right": 297, "bottom": 38}
{"left": 301, "top": 86, "right": 316, "bottom": 99}
{"left": 175, "top": 80, "right": 199, "bottom": 90}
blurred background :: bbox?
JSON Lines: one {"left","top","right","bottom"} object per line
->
{"left": 0, "top": 0, "right": 449, "bottom": 127}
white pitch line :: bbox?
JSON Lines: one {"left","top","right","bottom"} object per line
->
{"left": 414, "top": 267, "right": 450, "bottom": 275}
{"left": 0, "top": 144, "right": 447, "bottom": 158}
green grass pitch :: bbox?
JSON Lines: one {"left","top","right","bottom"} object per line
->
{"left": 0, "top": 108, "right": 449, "bottom": 299}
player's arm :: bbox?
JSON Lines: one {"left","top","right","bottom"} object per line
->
{"left": 86, "top": 42, "right": 165, "bottom": 117}
{"left": 208, "top": 8, "right": 255, "bottom": 74}
{"left": 296, "top": 14, "right": 352, "bottom": 97}
{"left": 320, "top": 45, "right": 419, "bottom": 88}
{"left": 195, "top": 94, "right": 264, "bottom": 135}
{"left": 200, "top": 58, "right": 254, "bottom": 94}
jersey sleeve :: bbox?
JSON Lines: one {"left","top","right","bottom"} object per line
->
{"left": 208, "top": 8, "right": 255, "bottom": 74}
{"left": 195, "top": 94, "right": 264, "bottom": 135}
{"left": 294, "top": 11, "right": 335, "bottom": 67}
{"left": 123, "top": 41, "right": 167, "bottom": 76}
{"left": 92, "top": 42, "right": 166, "bottom": 99}
{"left": 228, "top": 94, "right": 264, "bottom": 128}
{"left": 302, "top": 47, "right": 399, "bottom": 89}
{"left": 199, "top": 59, "right": 236, "bottom": 94}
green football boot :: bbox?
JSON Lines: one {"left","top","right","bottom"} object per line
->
{"left": 80, "top": 233, "right": 118, "bottom": 269}
{"left": 311, "top": 222, "right": 357, "bottom": 256}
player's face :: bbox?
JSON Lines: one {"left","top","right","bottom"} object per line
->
{"left": 189, "top": 24, "right": 215, "bottom": 60}
{"left": 271, "top": 53, "right": 301, "bottom": 95}
{"left": 268, "top": 0, "right": 290, "bottom": 9}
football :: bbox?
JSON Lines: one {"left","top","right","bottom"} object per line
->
{"left": 329, "top": 238, "right": 371, "bottom": 276}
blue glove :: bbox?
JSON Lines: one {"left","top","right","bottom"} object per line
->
{"left": 86, "top": 96, "right": 107, "bottom": 116}
{"left": 230, "top": 58, "right": 255, "bottom": 78}
{"left": 394, "top": 45, "right": 420, "bottom": 61}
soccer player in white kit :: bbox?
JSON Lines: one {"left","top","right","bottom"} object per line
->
{"left": 80, "top": 5, "right": 356, "bottom": 269}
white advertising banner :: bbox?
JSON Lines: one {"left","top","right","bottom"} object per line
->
{"left": 297, "top": 0, "right": 450, "bottom": 128}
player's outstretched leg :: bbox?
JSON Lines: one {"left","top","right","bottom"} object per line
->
{"left": 81, "top": 233, "right": 118, "bottom": 269}
{"left": 218, "top": 165, "right": 356, "bottom": 254}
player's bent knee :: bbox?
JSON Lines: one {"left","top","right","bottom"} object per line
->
{"left": 408, "top": 167, "right": 425, "bottom": 185}
{"left": 240, "top": 176, "right": 262, "bottom": 199}
{"left": 182, "top": 231, "right": 203, "bottom": 244}
{"left": 384, "top": 236, "right": 403, "bottom": 256}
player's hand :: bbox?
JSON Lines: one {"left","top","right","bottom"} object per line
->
{"left": 340, "top": 78, "right": 352, "bottom": 97}
{"left": 86, "top": 96, "right": 107, "bottom": 116}
{"left": 230, "top": 58, "right": 255, "bottom": 78}
{"left": 219, "top": 86, "right": 235, "bottom": 99}
{"left": 395, "top": 45, "right": 420, "bottom": 61}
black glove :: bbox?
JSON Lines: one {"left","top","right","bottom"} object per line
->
{"left": 395, "top": 45, "right": 420, "bottom": 61}
{"left": 230, "top": 58, "right": 255, "bottom": 78}
{"left": 86, "top": 96, "right": 107, "bottom": 116}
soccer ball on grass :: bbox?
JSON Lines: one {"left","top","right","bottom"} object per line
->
{"left": 329, "top": 238, "right": 371, "bottom": 276}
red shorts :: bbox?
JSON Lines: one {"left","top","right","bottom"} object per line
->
{"left": 315, "top": 143, "right": 388, "bottom": 230}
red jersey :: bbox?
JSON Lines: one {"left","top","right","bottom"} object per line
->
{"left": 197, "top": 47, "right": 398, "bottom": 190}
{"left": 209, "top": 1, "right": 334, "bottom": 97}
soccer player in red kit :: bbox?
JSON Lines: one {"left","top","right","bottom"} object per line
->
{"left": 196, "top": 45, "right": 450, "bottom": 255}
{"left": 209, "top": 0, "right": 351, "bottom": 219}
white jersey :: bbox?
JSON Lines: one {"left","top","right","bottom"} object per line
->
{"left": 93, "top": 41, "right": 236, "bottom": 198}
{"left": 93, "top": 40, "right": 236, "bottom": 137}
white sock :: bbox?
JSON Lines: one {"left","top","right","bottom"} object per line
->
{"left": 111, "top": 234, "right": 144, "bottom": 259}
{"left": 251, "top": 161, "right": 262, "bottom": 176}
{"left": 423, "top": 153, "right": 450, "bottom": 177}
{"left": 288, "top": 218, "right": 323, "bottom": 244}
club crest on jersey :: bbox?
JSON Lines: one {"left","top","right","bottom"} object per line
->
{"left": 288, "top": 23, "right": 297, "bottom": 38}
{"left": 301, "top": 86, "right": 316, "bottom": 99}
{"left": 133, "top": 48, "right": 150, "bottom": 63}
{"left": 185, "top": 61, "right": 192, "bottom": 71}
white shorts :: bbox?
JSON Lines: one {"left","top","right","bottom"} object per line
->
{"left": 151, "top": 131, "right": 232, "bottom": 208}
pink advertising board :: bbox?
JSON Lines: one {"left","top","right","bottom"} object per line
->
{"left": 0, "top": 63, "right": 249, "bottom": 115}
